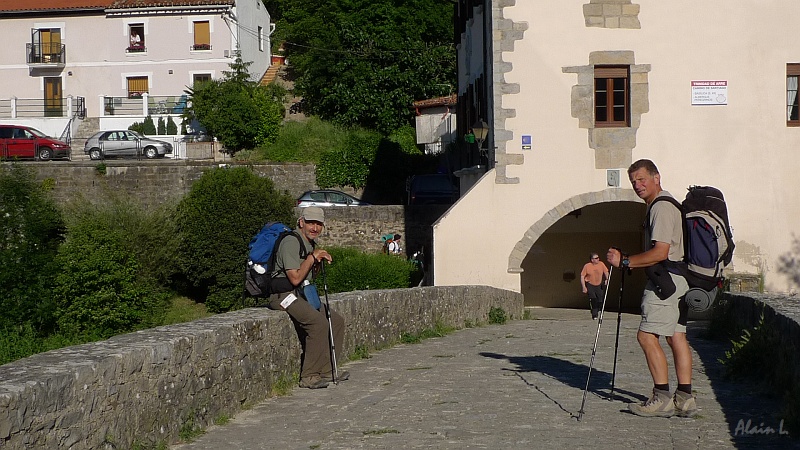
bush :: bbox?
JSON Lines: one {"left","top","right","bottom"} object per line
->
{"left": 53, "top": 197, "right": 178, "bottom": 337}
{"left": 166, "top": 116, "right": 178, "bottom": 135}
{"left": 323, "top": 247, "right": 421, "bottom": 293}
{"left": 157, "top": 116, "right": 166, "bottom": 135}
{"left": 316, "top": 128, "right": 381, "bottom": 190}
{"left": 0, "top": 164, "right": 65, "bottom": 333}
{"left": 53, "top": 227, "right": 170, "bottom": 337}
{"left": 175, "top": 166, "right": 296, "bottom": 312}
{"left": 248, "top": 117, "right": 348, "bottom": 163}
{"left": 142, "top": 115, "right": 157, "bottom": 135}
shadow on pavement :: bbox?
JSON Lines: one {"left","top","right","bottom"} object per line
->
{"left": 687, "top": 320, "right": 798, "bottom": 449}
{"left": 480, "top": 352, "right": 645, "bottom": 419}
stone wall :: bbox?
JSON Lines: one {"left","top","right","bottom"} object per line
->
{"left": 24, "top": 160, "right": 319, "bottom": 208}
{"left": 0, "top": 286, "right": 523, "bottom": 450}
{"left": 19, "top": 161, "right": 446, "bottom": 257}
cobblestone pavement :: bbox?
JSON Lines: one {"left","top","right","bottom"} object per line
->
{"left": 172, "top": 308, "right": 798, "bottom": 449}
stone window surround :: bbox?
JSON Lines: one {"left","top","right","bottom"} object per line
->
{"left": 563, "top": 51, "right": 650, "bottom": 170}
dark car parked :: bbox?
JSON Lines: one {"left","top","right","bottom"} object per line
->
{"left": 407, "top": 174, "right": 459, "bottom": 205}
{"left": 297, "top": 190, "right": 371, "bottom": 207}
{"left": 84, "top": 130, "right": 173, "bottom": 160}
{"left": 0, "top": 125, "right": 71, "bottom": 160}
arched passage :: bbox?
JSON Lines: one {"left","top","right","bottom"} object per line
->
{"left": 509, "top": 189, "right": 649, "bottom": 308}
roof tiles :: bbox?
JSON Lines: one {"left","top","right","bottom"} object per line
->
{"left": 0, "top": 0, "right": 234, "bottom": 13}
{"left": 0, "top": 0, "right": 111, "bottom": 12}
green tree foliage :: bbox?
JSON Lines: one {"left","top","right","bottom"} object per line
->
{"left": 323, "top": 247, "right": 421, "bottom": 293}
{"left": 277, "top": 0, "right": 455, "bottom": 133}
{"left": 166, "top": 116, "right": 178, "bottom": 135}
{"left": 143, "top": 115, "right": 157, "bottom": 135}
{"left": 175, "top": 166, "right": 296, "bottom": 312}
{"left": 185, "top": 53, "right": 285, "bottom": 153}
{"left": 53, "top": 197, "right": 178, "bottom": 337}
{"left": 0, "top": 165, "right": 65, "bottom": 333}
{"left": 313, "top": 124, "right": 437, "bottom": 202}
{"left": 157, "top": 116, "right": 166, "bottom": 135}
{"left": 248, "top": 117, "right": 349, "bottom": 163}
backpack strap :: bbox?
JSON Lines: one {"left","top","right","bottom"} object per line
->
{"left": 645, "top": 195, "right": 687, "bottom": 267}
{"left": 272, "top": 231, "right": 313, "bottom": 277}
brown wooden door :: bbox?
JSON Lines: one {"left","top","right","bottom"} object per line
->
{"left": 44, "top": 77, "right": 63, "bottom": 117}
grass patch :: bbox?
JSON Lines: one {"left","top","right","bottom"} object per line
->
{"left": 399, "top": 322, "right": 455, "bottom": 344}
{"left": 159, "top": 296, "right": 212, "bottom": 326}
{"left": 178, "top": 411, "right": 205, "bottom": 442}
{"left": 488, "top": 306, "right": 507, "bottom": 324}
{"left": 523, "top": 310, "right": 535, "bottom": 320}
{"left": 271, "top": 373, "right": 299, "bottom": 397}
{"left": 214, "top": 415, "right": 230, "bottom": 426}
{"left": 349, "top": 345, "right": 371, "bottom": 361}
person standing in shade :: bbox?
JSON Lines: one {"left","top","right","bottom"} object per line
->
{"left": 580, "top": 252, "right": 609, "bottom": 320}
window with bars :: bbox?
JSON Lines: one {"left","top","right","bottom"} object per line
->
{"left": 127, "top": 76, "right": 149, "bottom": 98}
{"left": 594, "top": 66, "right": 630, "bottom": 127}
{"left": 193, "top": 21, "right": 211, "bottom": 51}
{"left": 788, "top": 64, "right": 800, "bottom": 126}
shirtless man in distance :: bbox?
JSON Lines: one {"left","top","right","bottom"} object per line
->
{"left": 580, "top": 252, "right": 609, "bottom": 320}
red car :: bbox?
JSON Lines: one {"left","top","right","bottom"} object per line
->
{"left": 0, "top": 125, "right": 71, "bottom": 160}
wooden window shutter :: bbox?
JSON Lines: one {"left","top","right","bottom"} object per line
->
{"left": 194, "top": 21, "right": 210, "bottom": 46}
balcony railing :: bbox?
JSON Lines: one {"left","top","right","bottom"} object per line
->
{"left": 26, "top": 43, "right": 66, "bottom": 65}
{"left": 102, "top": 94, "right": 188, "bottom": 116}
{"left": 126, "top": 45, "right": 147, "bottom": 53}
{"left": 191, "top": 43, "right": 212, "bottom": 51}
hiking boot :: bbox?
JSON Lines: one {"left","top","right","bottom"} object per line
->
{"left": 629, "top": 388, "right": 674, "bottom": 417}
{"left": 673, "top": 390, "right": 699, "bottom": 418}
{"left": 299, "top": 376, "right": 329, "bottom": 389}
{"left": 325, "top": 370, "right": 350, "bottom": 383}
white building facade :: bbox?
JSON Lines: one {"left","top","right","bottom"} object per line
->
{"left": 440, "top": 0, "right": 800, "bottom": 307}
{"left": 0, "top": 0, "right": 273, "bottom": 137}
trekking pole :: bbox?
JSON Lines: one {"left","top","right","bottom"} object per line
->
{"left": 577, "top": 266, "right": 613, "bottom": 421}
{"left": 321, "top": 261, "right": 339, "bottom": 384}
{"left": 610, "top": 267, "right": 627, "bottom": 401}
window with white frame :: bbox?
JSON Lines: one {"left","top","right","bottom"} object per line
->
{"left": 128, "top": 24, "right": 145, "bottom": 52}
{"left": 258, "top": 26, "right": 264, "bottom": 51}
{"left": 192, "top": 21, "right": 211, "bottom": 51}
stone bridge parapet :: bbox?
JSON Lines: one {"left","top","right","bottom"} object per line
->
{"left": 0, "top": 286, "right": 523, "bottom": 449}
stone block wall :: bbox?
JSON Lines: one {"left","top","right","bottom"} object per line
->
{"left": 24, "top": 160, "right": 319, "bottom": 209}
{"left": 0, "top": 286, "right": 523, "bottom": 450}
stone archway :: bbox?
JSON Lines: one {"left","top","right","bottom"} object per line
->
{"left": 510, "top": 188, "right": 648, "bottom": 308}
{"left": 508, "top": 188, "right": 642, "bottom": 273}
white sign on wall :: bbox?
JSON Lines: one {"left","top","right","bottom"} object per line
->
{"left": 691, "top": 80, "right": 728, "bottom": 105}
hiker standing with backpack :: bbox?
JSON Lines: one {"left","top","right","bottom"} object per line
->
{"left": 606, "top": 159, "right": 698, "bottom": 418}
{"left": 267, "top": 207, "right": 348, "bottom": 389}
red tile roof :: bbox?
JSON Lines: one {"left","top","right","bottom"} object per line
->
{"left": 0, "top": 0, "right": 110, "bottom": 12}
{"left": 0, "top": 0, "right": 234, "bottom": 13}
{"left": 108, "top": 0, "right": 233, "bottom": 8}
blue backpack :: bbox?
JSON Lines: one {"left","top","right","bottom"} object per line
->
{"left": 244, "top": 222, "right": 307, "bottom": 297}
{"left": 650, "top": 186, "right": 735, "bottom": 311}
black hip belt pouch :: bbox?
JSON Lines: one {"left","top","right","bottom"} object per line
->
{"left": 645, "top": 262, "right": 677, "bottom": 300}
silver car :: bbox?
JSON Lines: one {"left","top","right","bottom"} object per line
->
{"left": 296, "top": 190, "right": 370, "bottom": 207}
{"left": 84, "top": 130, "right": 173, "bottom": 160}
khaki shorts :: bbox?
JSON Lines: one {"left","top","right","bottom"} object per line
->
{"left": 639, "top": 272, "right": 689, "bottom": 336}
